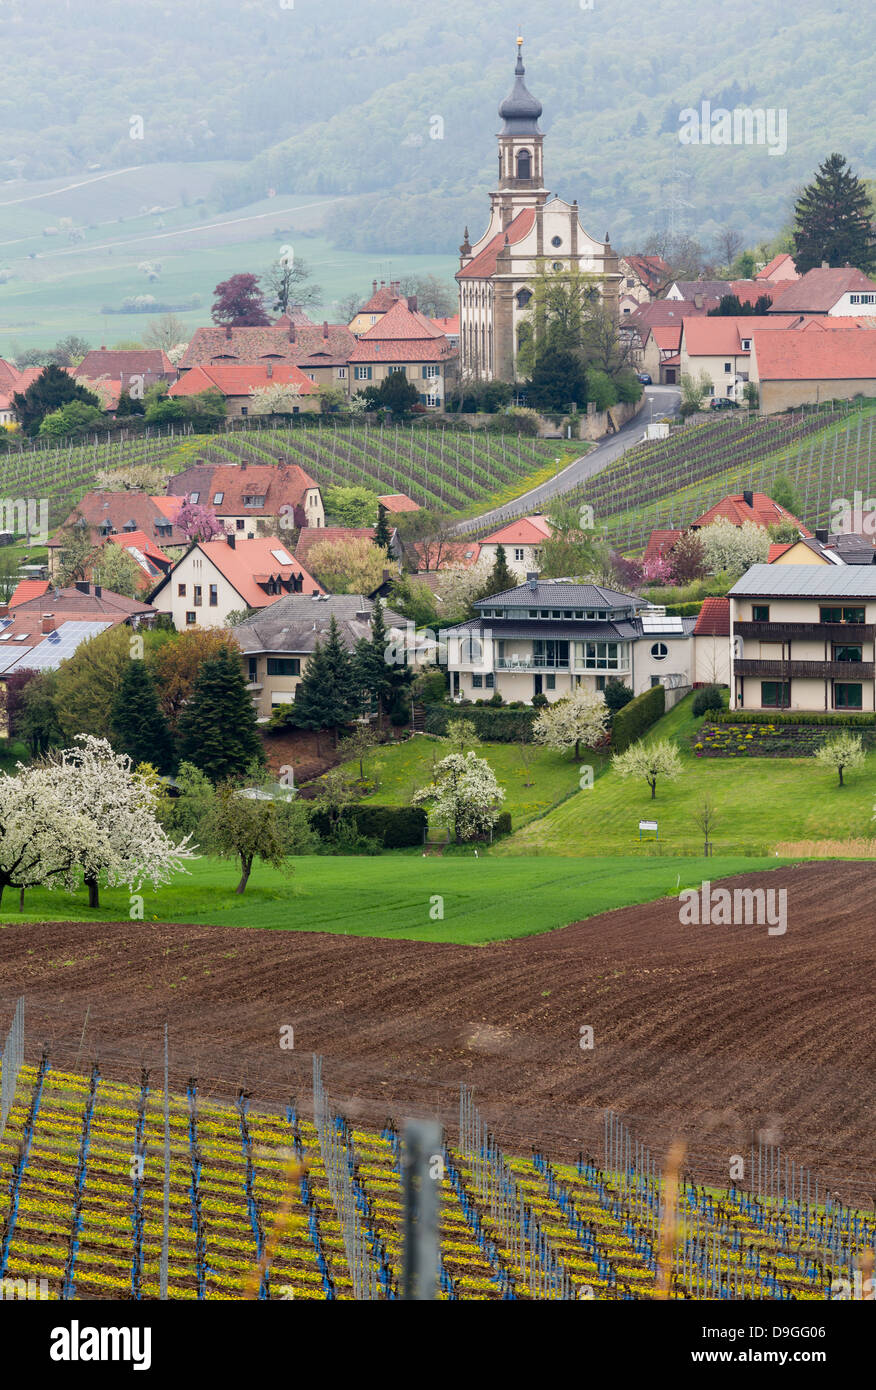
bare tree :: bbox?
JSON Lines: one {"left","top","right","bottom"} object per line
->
{"left": 264, "top": 255, "right": 322, "bottom": 314}
{"left": 693, "top": 798, "right": 718, "bottom": 856}
{"left": 713, "top": 226, "right": 745, "bottom": 271}
{"left": 143, "top": 313, "right": 187, "bottom": 351}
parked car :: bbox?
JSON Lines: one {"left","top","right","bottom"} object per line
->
{"left": 637, "top": 373, "right": 652, "bottom": 385}
{"left": 711, "top": 396, "right": 738, "bottom": 410}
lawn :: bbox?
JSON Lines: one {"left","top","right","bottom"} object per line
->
{"left": 341, "top": 733, "right": 607, "bottom": 829}
{"left": 494, "top": 695, "right": 876, "bottom": 857}
{"left": 0, "top": 852, "right": 791, "bottom": 945}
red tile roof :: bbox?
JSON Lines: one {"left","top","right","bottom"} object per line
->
{"left": 378, "top": 494, "right": 420, "bottom": 513}
{"left": 181, "top": 323, "right": 356, "bottom": 370}
{"left": 756, "top": 253, "right": 799, "bottom": 283}
{"left": 431, "top": 315, "right": 460, "bottom": 336}
{"left": 482, "top": 515, "right": 552, "bottom": 545}
{"left": 692, "top": 492, "right": 812, "bottom": 535}
{"left": 456, "top": 208, "right": 537, "bottom": 279}
{"left": 75, "top": 349, "right": 174, "bottom": 385}
{"left": 682, "top": 314, "right": 812, "bottom": 356}
{"left": 752, "top": 328, "right": 876, "bottom": 381}
{"left": 9, "top": 579, "right": 49, "bottom": 608}
{"left": 11, "top": 583, "right": 154, "bottom": 620}
{"left": 49, "top": 491, "right": 189, "bottom": 549}
{"left": 628, "top": 299, "right": 719, "bottom": 328}
{"left": 767, "top": 542, "right": 792, "bottom": 562}
{"left": 294, "top": 526, "right": 375, "bottom": 568}
{"left": 623, "top": 254, "right": 670, "bottom": 293}
{"left": 650, "top": 324, "right": 682, "bottom": 351}
{"left": 768, "top": 267, "right": 876, "bottom": 314}
{"left": 106, "top": 531, "right": 172, "bottom": 589}
{"left": 358, "top": 299, "right": 446, "bottom": 342}
{"left": 643, "top": 529, "right": 683, "bottom": 565}
{"left": 0, "top": 359, "right": 19, "bottom": 393}
{"left": 166, "top": 463, "right": 319, "bottom": 521}
{"left": 348, "top": 340, "right": 453, "bottom": 363}
{"left": 694, "top": 596, "right": 730, "bottom": 636}
{"left": 168, "top": 362, "right": 316, "bottom": 399}
{"left": 176, "top": 537, "right": 323, "bottom": 608}
{"left": 359, "top": 282, "right": 402, "bottom": 315}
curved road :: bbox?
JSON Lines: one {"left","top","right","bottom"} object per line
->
{"left": 456, "top": 385, "right": 680, "bottom": 533}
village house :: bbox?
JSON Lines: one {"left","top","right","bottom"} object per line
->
{"left": 729, "top": 564, "right": 876, "bottom": 712}
{"left": 617, "top": 254, "right": 670, "bottom": 313}
{"left": 166, "top": 462, "right": 325, "bottom": 533}
{"left": 347, "top": 298, "right": 458, "bottom": 409}
{"left": 347, "top": 281, "right": 403, "bottom": 335}
{"left": 643, "top": 491, "right": 811, "bottom": 572}
{"left": 755, "top": 252, "right": 799, "bottom": 285}
{"left": 178, "top": 320, "right": 357, "bottom": 394}
{"left": 476, "top": 515, "right": 552, "bottom": 578}
{"left": 444, "top": 576, "right": 696, "bottom": 704}
{"left": 233, "top": 592, "right": 406, "bottom": 719}
{"left": 47, "top": 492, "right": 190, "bottom": 579}
{"left": 766, "top": 266, "right": 876, "bottom": 317}
{"left": 150, "top": 534, "right": 323, "bottom": 630}
{"left": 692, "top": 597, "right": 732, "bottom": 686}
{"left": 168, "top": 362, "right": 319, "bottom": 417}
{"left": 749, "top": 328, "right": 876, "bottom": 413}
{"left": 74, "top": 348, "right": 175, "bottom": 394}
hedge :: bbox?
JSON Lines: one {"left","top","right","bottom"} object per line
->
{"left": 664, "top": 602, "right": 703, "bottom": 617}
{"left": 716, "top": 710, "right": 875, "bottom": 727}
{"left": 494, "top": 811, "right": 512, "bottom": 837}
{"left": 611, "top": 684, "right": 666, "bottom": 751}
{"left": 309, "top": 804, "right": 427, "bottom": 848}
{"left": 424, "top": 704, "right": 538, "bottom": 742}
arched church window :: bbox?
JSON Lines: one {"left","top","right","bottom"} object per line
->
{"left": 516, "top": 288, "right": 533, "bottom": 309}
{"left": 516, "top": 149, "right": 532, "bottom": 180}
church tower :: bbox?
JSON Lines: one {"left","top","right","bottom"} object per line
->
{"left": 457, "top": 39, "right": 621, "bottom": 383}
{"left": 491, "top": 37, "right": 549, "bottom": 229}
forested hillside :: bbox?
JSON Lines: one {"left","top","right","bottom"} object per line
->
{"left": 0, "top": 0, "right": 872, "bottom": 254}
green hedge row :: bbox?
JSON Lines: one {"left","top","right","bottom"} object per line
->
{"left": 716, "top": 710, "right": 875, "bottom": 727}
{"left": 423, "top": 704, "right": 538, "bottom": 742}
{"left": 611, "top": 684, "right": 666, "bottom": 751}
{"left": 664, "top": 602, "right": 703, "bottom": 617}
{"left": 309, "top": 804, "right": 428, "bottom": 848}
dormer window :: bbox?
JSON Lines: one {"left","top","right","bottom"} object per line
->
{"left": 741, "top": 338, "right": 752, "bottom": 350}
{"left": 243, "top": 495, "right": 266, "bottom": 508}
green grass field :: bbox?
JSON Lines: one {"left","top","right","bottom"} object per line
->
{"left": 0, "top": 852, "right": 791, "bottom": 945}
{"left": 343, "top": 734, "right": 604, "bottom": 829}
{"left": 0, "top": 163, "right": 457, "bottom": 356}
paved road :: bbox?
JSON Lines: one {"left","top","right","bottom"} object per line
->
{"left": 456, "top": 385, "right": 680, "bottom": 533}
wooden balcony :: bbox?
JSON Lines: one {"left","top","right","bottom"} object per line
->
{"left": 734, "top": 659, "right": 875, "bottom": 680}
{"left": 734, "top": 621, "right": 874, "bottom": 643}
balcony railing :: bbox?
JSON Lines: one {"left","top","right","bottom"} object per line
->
{"left": 734, "top": 659, "right": 875, "bottom": 680}
{"left": 734, "top": 621, "right": 874, "bottom": 643}
{"left": 495, "top": 657, "right": 569, "bottom": 671}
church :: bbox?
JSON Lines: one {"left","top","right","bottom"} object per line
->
{"left": 457, "top": 39, "right": 621, "bottom": 383}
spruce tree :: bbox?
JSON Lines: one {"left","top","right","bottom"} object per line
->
{"left": 177, "top": 647, "right": 263, "bottom": 782}
{"left": 793, "top": 153, "right": 875, "bottom": 274}
{"left": 470, "top": 544, "right": 517, "bottom": 615}
{"left": 320, "top": 615, "right": 357, "bottom": 743}
{"left": 110, "top": 660, "right": 176, "bottom": 774}
{"left": 374, "top": 503, "right": 392, "bottom": 551}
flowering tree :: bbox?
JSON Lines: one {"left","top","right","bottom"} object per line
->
{"left": 173, "top": 494, "right": 225, "bottom": 543}
{"left": 533, "top": 688, "right": 609, "bottom": 759}
{"left": 642, "top": 553, "right": 673, "bottom": 585}
{"left": 44, "top": 735, "right": 197, "bottom": 906}
{"left": 0, "top": 765, "right": 90, "bottom": 908}
{"left": 413, "top": 751, "right": 505, "bottom": 842}
{"left": 814, "top": 732, "right": 866, "bottom": 787}
{"left": 306, "top": 537, "right": 387, "bottom": 594}
{"left": 611, "top": 738, "right": 683, "bottom": 800}
{"left": 699, "top": 518, "right": 770, "bottom": 575}
{"left": 248, "top": 382, "right": 302, "bottom": 415}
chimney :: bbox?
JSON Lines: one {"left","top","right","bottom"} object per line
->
{"left": 372, "top": 279, "right": 378, "bottom": 294}
{"left": 289, "top": 323, "right": 296, "bottom": 343}
{"left": 0, "top": 603, "right": 8, "bottom": 619}
{"left": 100, "top": 344, "right": 106, "bottom": 350}
{"left": 323, "top": 320, "right": 329, "bottom": 339}
{"left": 526, "top": 571, "right": 539, "bottom": 591}
{"left": 227, "top": 533, "right": 235, "bottom": 549}
{"left": 266, "top": 363, "right": 273, "bottom": 378}
{"left": 41, "top": 613, "right": 55, "bottom": 634}
{"left": 742, "top": 489, "right": 754, "bottom": 508}
{"left": 225, "top": 325, "right": 232, "bottom": 340}
{"left": 407, "top": 295, "right": 418, "bottom": 313}
{"left": 693, "top": 294, "right": 703, "bottom": 309}
{"left": 94, "top": 584, "right": 102, "bottom": 598}
{"left": 815, "top": 528, "right": 829, "bottom": 545}
{"left": 821, "top": 260, "right": 829, "bottom": 269}
{"left": 75, "top": 580, "right": 89, "bottom": 593}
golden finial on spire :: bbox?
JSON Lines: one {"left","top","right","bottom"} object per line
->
{"left": 517, "top": 33, "right": 523, "bottom": 47}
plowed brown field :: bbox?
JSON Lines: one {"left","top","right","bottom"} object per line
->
{"left": 1, "top": 861, "right": 873, "bottom": 1196}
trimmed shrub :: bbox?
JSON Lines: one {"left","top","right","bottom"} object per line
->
{"left": 692, "top": 684, "right": 725, "bottom": 717}
{"left": 424, "top": 704, "right": 538, "bottom": 742}
{"left": 309, "top": 804, "right": 427, "bottom": 848}
{"left": 611, "top": 684, "right": 665, "bottom": 752}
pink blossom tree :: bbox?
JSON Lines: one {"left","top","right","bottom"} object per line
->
{"left": 173, "top": 495, "right": 225, "bottom": 543}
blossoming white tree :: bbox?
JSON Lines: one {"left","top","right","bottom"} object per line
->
{"left": 611, "top": 738, "right": 683, "bottom": 800}
{"left": 43, "top": 735, "right": 197, "bottom": 907}
{"left": 248, "top": 382, "right": 302, "bottom": 415}
{"left": 0, "top": 765, "right": 92, "bottom": 908}
{"left": 699, "top": 518, "right": 770, "bottom": 576}
{"left": 413, "top": 751, "right": 505, "bottom": 842}
{"left": 533, "top": 688, "right": 609, "bottom": 759}
{"left": 814, "top": 732, "right": 865, "bottom": 787}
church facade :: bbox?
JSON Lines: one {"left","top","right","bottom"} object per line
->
{"left": 457, "top": 40, "right": 621, "bottom": 383}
